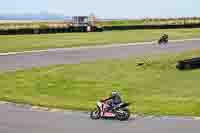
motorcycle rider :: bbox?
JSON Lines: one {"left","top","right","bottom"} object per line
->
{"left": 101, "top": 91, "right": 122, "bottom": 112}
{"left": 163, "top": 33, "right": 168, "bottom": 41}
{"left": 159, "top": 33, "right": 168, "bottom": 44}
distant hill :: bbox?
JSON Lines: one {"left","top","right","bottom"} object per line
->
{"left": 0, "top": 12, "right": 71, "bottom": 20}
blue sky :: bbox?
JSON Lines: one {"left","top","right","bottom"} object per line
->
{"left": 0, "top": 0, "right": 199, "bottom": 18}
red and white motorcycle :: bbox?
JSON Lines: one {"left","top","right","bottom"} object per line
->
{"left": 90, "top": 100, "right": 131, "bottom": 121}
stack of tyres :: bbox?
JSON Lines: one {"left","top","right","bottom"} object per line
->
{"left": 176, "top": 57, "right": 200, "bottom": 70}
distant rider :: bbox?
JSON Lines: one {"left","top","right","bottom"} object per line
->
{"left": 158, "top": 33, "right": 169, "bottom": 47}
{"left": 162, "top": 33, "right": 168, "bottom": 41}
{"left": 101, "top": 91, "right": 122, "bottom": 112}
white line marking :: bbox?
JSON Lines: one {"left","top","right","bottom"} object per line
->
{"left": 0, "top": 38, "right": 200, "bottom": 56}
{"left": 193, "top": 117, "right": 200, "bottom": 120}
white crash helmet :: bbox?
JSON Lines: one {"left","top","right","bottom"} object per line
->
{"left": 112, "top": 91, "right": 118, "bottom": 97}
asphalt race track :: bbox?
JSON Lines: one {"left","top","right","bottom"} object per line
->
{"left": 0, "top": 40, "right": 200, "bottom": 72}
{"left": 0, "top": 103, "right": 199, "bottom": 133}
{"left": 0, "top": 40, "right": 200, "bottom": 133}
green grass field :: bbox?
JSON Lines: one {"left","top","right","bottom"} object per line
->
{"left": 0, "top": 28, "right": 200, "bottom": 53}
{"left": 0, "top": 50, "right": 200, "bottom": 116}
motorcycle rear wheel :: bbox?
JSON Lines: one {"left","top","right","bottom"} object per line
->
{"left": 116, "top": 109, "right": 130, "bottom": 121}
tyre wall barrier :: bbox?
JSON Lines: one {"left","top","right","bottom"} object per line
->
{"left": 103, "top": 24, "right": 200, "bottom": 31}
{"left": 0, "top": 24, "right": 200, "bottom": 35}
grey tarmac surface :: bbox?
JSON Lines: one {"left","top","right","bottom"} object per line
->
{"left": 0, "top": 103, "right": 200, "bottom": 133}
{"left": 0, "top": 40, "right": 200, "bottom": 72}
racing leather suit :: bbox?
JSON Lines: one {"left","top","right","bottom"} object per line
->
{"left": 103, "top": 94, "right": 122, "bottom": 112}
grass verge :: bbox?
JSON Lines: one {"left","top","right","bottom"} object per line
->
{"left": 1, "top": 50, "right": 200, "bottom": 116}
{"left": 0, "top": 28, "right": 200, "bottom": 53}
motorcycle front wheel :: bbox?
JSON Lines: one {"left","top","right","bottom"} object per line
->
{"left": 90, "top": 107, "right": 101, "bottom": 120}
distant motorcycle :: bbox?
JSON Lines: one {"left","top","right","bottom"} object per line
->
{"left": 90, "top": 100, "right": 131, "bottom": 121}
{"left": 158, "top": 34, "right": 168, "bottom": 44}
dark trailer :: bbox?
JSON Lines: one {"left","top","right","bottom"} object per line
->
{"left": 68, "top": 16, "right": 102, "bottom": 32}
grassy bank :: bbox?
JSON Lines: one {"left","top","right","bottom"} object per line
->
{"left": 1, "top": 28, "right": 200, "bottom": 53}
{"left": 1, "top": 50, "right": 200, "bottom": 116}
{"left": 97, "top": 18, "right": 200, "bottom": 26}
{"left": 1, "top": 18, "right": 200, "bottom": 29}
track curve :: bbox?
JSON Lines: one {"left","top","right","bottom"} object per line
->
{"left": 1, "top": 40, "right": 200, "bottom": 132}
